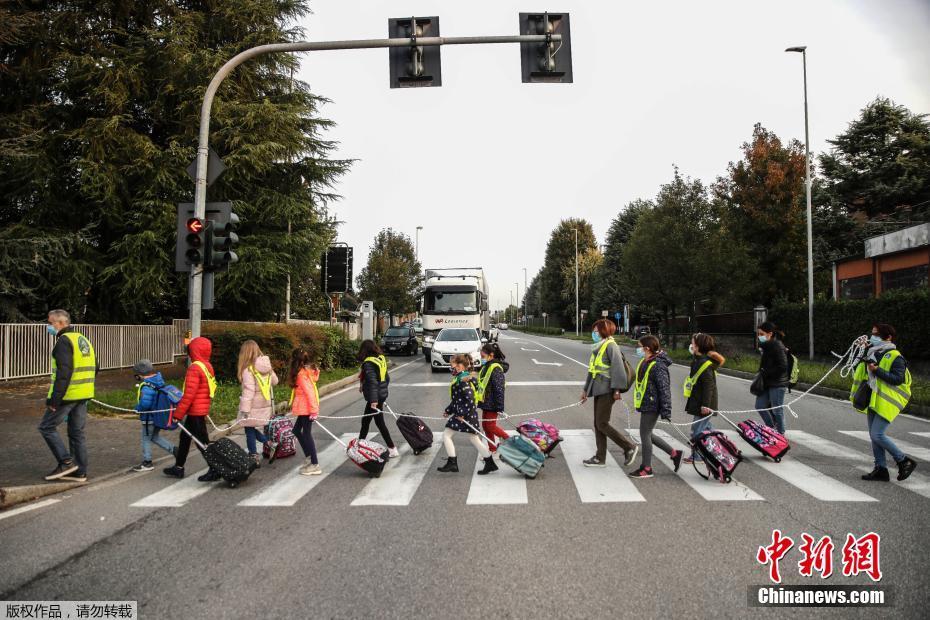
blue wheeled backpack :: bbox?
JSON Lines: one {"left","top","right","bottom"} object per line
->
{"left": 148, "top": 383, "right": 182, "bottom": 430}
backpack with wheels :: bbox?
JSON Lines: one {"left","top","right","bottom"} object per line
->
{"left": 263, "top": 415, "right": 297, "bottom": 460}
{"left": 395, "top": 414, "right": 433, "bottom": 455}
{"left": 736, "top": 419, "right": 790, "bottom": 462}
{"left": 176, "top": 421, "right": 255, "bottom": 488}
{"left": 347, "top": 437, "right": 389, "bottom": 477}
{"left": 516, "top": 418, "right": 562, "bottom": 455}
{"left": 498, "top": 435, "right": 545, "bottom": 479}
{"left": 691, "top": 430, "right": 742, "bottom": 484}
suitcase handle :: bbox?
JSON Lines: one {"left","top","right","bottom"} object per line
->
{"left": 313, "top": 418, "right": 348, "bottom": 448}
{"left": 175, "top": 419, "right": 208, "bottom": 452}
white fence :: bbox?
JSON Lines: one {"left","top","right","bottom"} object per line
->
{"left": 0, "top": 323, "right": 180, "bottom": 381}
{"left": 172, "top": 318, "right": 360, "bottom": 341}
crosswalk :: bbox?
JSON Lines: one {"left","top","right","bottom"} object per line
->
{"left": 124, "top": 428, "right": 929, "bottom": 509}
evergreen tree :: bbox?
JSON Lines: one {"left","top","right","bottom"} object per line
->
{"left": 537, "top": 219, "right": 597, "bottom": 328}
{"left": 591, "top": 199, "right": 652, "bottom": 314}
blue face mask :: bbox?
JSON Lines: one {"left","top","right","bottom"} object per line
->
{"left": 758, "top": 335, "right": 768, "bottom": 344}
{"left": 634, "top": 347, "right": 645, "bottom": 358}
{"left": 479, "top": 358, "right": 488, "bottom": 366}
{"left": 46, "top": 324, "right": 58, "bottom": 337}
{"left": 869, "top": 335, "right": 883, "bottom": 346}
{"left": 591, "top": 331, "right": 602, "bottom": 343}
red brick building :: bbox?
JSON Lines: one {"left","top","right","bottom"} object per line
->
{"left": 833, "top": 223, "right": 930, "bottom": 299}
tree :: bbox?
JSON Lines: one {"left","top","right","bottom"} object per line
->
{"left": 0, "top": 0, "right": 350, "bottom": 323}
{"left": 819, "top": 97, "right": 930, "bottom": 221}
{"left": 523, "top": 272, "right": 541, "bottom": 318}
{"left": 356, "top": 229, "right": 422, "bottom": 324}
{"left": 537, "top": 219, "right": 597, "bottom": 328}
{"left": 591, "top": 199, "right": 652, "bottom": 314}
{"left": 714, "top": 124, "right": 808, "bottom": 305}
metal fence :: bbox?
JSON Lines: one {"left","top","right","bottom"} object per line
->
{"left": 172, "top": 318, "right": 359, "bottom": 341}
{"left": 1, "top": 323, "right": 179, "bottom": 381}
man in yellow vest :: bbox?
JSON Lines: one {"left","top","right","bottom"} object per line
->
{"left": 39, "top": 309, "right": 97, "bottom": 483}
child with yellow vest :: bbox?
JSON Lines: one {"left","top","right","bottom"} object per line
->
{"left": 236, "top": 340, "right": 279, "bottom": 468}
{"left": 164, "top": 336, "right": 217, "bottom": 481}
{"left": 289, "top": 347, "right": 322, "bottom": 476}
{"left": 357, "top": 339, "right": 398, "bottom": 457}
{"left": 471, "top": 342, "right": 510, "bottom": 453}
{"left": 682, "top": 333, "right": 725, "bottom": 465}
{"left": 853, "top": 323, "right": 916, "bottom": 482}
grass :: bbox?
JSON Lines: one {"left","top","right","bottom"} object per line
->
{"left": 89, "top": 367, "right": 359, "bottom": 424}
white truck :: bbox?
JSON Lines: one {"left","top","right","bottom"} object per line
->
{"left": 420, "top": 267, "right": 490, "bottom": 361}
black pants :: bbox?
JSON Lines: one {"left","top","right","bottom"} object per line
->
{"left": 359, "top": 400, "right": 395, "bottom": 448}
{"left": 176, "top": 415, "right": 210, "bottom": 467}
{"left": 293, "top": 416, "right": 319, "bottom": 464}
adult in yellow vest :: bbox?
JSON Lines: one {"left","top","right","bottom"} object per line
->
{"left": 40, "top": 309, "right": 97, "bottom": 483}
{"left": 356, "top": 339, "right": 398, "bottom": 457}
{"left": 579, "top": 319, "right": 638, "bottom": 468}
{"left": 853, "top": 323, "right": 917, "bottom": 482}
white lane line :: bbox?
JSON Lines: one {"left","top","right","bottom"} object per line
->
{"left": 559, "top": 429, "right": 645, "bottom": 502}
{"left": 636, "top": 429, "right": 764, "bottom": 501}
{"left": 467, "top": 432, "right": 528, "bottom": 505}
{"left": 130, "top": 467, "right": 216, "bottom": 507}
{"left": 788, "top": 430, "right": 930, "bottom": 499}
{"left": 391, "top": 381, "right": 584, "bottom": 387}
{"left": 352, "top": 434, "right": 442, "bottom": 506}
{"left": 840, "top": 431, "right": 930, "bottom": 462}
{"left": 239, "top": 434, "right": 354, "bottom": 507}
{"left": 909, "top": 432, "right": 930, "bottom": 440}
{"left": 0, "top": 498, "right": 61, "bottom": 521}
{"left": 520, "top": 347, "right": 541, "bottom": 352}
{"left": 720, "top": 430, "right": 877, "bottom": 502}
{"left": 521, "top": 339, "right": 588, "bottom": 368}
{"left": 531, "top": 359, "right": 563, "bottom": 367}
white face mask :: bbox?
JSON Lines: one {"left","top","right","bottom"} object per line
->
{"left": 688, "top": 343, "right": 696, "bottom": 355}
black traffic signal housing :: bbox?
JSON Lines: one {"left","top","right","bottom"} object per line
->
{"left": 320, "top": 245, "right": 353, "bottom": 294}
{"left": 519, "top": 12, "right": 573, "bottom": 83}
{"left": 389, "top": 16, "right": 442, "bottom": 88}
{"left": 184, "top": 218, "right": 205, "bottom": 266}
{"left": 205, "top": 212, "right": 239, "bottom": 271}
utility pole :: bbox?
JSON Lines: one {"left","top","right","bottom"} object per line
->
{"left": 522, "top": 266, "right": 528, "bottom": 318}
{"left": 515, "top": 282, "right": 520, "bottom": 324}
{"left": 415, "top": 225, "right": 423, "bottom": 260}
{"left": 574, "top": 228, "right": 579, "bottom": 336}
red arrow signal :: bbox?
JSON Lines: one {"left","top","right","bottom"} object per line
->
{"left": 186, "top": 218, "right": 204, "bottom": 234}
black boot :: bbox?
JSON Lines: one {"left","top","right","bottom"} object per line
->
{"left": 861, "top": 466, "right": 890, "bottom": 481}
{"left": 897, "top": 457, "right": 917, "bottom": 481}
{"left": 198, "top": 469, "right": 221, "bottom": 482}
{"left": 477, "top": 456, "right": 499, "bottom": 476}
{"left": 163, "top": 465, "right": 185, "bottom": 478}
{"left": 437, "top": 457, "right": 459, "bottom": 473}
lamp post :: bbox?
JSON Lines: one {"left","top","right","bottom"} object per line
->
{"left": 415, "top": 225, "right": 423, "bottom": 260}
{"left": 786, "top": 45, "right": 815, "bottom": 360}
{"left": 574, "top": 228, "right": 579, "bottom": 336}
{"left": 510, "top": 290, "right": 514, "bottom": 324}
{"left": 522, "top": 266, "right": 528, "bottom": 319}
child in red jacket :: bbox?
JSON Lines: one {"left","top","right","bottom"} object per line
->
{"left": 163, "top": 337, "right": 217, "bottom": 481}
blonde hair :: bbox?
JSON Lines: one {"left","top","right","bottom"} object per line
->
{"left": 451, "top": 353, "right": 472, "bottom": 368}
{"left": 237, "top": 340, "right": 262, "bottom": 382}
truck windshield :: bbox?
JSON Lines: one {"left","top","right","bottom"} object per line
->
{"left": 436, "top": 329, "right": 479, "bottom": 342}
{"left": 424, "top": 290, "right": 477, "bottom": 314}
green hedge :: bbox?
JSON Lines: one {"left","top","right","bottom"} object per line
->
{"left": 770, "top": 289, "right": 929, "bottom": 359}
{"left": 512, "top": 325, "right": 564, "bottom": 336}
{"left": 202, "top": 323, "right": 359, "bottom": 382}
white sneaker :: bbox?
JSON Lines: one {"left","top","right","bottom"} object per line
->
{"left": 388, "top": 447, "right": 400, "bottom": 458}
{"left": 300, "top": 463, "right": 322, "bottom": 476}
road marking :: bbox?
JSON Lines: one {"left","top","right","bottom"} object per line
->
{"left": 467, "top": 432, "right": 528, "bottom": 505}
{"left": 391, "top": 381, "right": 584, "bottom": 387}
{"left": 720, "top": 430, "right": 876, "bottom": 502}
{"left": 521, "top": 339, "right": 588, "bottom": 368}
{"left": 559, "top": 429, "right": 645, "bottom": 502}
{"left": 238, "top": 435, "right": 354, "bottom": 507}
{"left": 788, "top": 430, "right": 930, "bottom": 499}
{"left": 636, "top": 429, "right": 764, "bottom": 501}
{"left": 531, "top": 359, "right": 563, "bottom": 367}
{"left": 351, "top": 434, "right": 442, "bottom": 506}
{"left": 130, "top": 467, "right": 218, "bottom": 507}
{"left": 909, "top": 432, "right": 930, "bottom": 440}
{"left": 0, "top": 498, "right": 61, "bottom": 521}
{"left": 839, "top": 431, "right": 930, "bottom": 461}
{"left": 520, "top": 347, "right": 541, "bottom": 352}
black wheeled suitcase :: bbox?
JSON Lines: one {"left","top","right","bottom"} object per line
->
{"left": 178, "top": 421, "right": 255, "bottom": 488}
{"left": 395, "top": 415, "right": 433, "bottom": 454}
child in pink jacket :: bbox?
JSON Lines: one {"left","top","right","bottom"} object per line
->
{"left": 237, "top": 340, "right": 279, "bottom": 466}
{"left": 289, "top": 347, "right": 321, "bottom": 476}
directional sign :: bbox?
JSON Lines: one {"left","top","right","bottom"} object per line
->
{"left": 186, "top": 148, "right": 226, "bottom": 186}
{"left": 531, "top": 359, "right": 563, "bottom": 367}
{"left": 615, "top": 312, "right": 622, "bottom": 322}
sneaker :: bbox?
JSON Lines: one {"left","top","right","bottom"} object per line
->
{"left": 861, "top": 466, "right": 890, "bottom": 482}
{"left": 629, "top": 466, "right": 654, "bottom": 479}
{"left": 583, "top": 456, "right": 606, "bottom": 468}
{"left": 163, "top": 465, "right": 185, "bottom": 478}
{"left": 44, "top": 461, "right": 79, "bottom": 481}
{"left": 896, "top": 457, "right": 917, "bottom": 481}
{"left": 300, "top": 463, "right": 322, "bottom": 476}
{"left": 197, "top": 469, "right": 221, "bottom": 482}
{"left": 623, "top": 445, "right": 639, "bottom": 467}
{"left": 61, "top": 471, "right": 88, "bottom": 482}
{"left": 251, "top": 454, "right": 261, "bottom": 469}
{"left": 132, "top": 461, "right": 154, "bottom": 473}
{"left": 671, "top": 450, "right": 683, "bottom": 472}
{"left": 388, "top": 447, "right": 400, "bottom": 458}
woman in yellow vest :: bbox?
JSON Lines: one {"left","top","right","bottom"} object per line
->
{"left": 357, "top": 339, "right": 399, "bottom": 457}
{"left": 236, "top": 340, "right": 279, "bottom": 467}
{"left": 852, "top": 323, "right": 916, "bottom": 482}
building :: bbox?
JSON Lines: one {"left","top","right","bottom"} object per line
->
{"left": 833, "top": 223, "right": 930, "bottom": 300}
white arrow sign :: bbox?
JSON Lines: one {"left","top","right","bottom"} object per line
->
{"left": 521, "top": 347, "right": 541, "bottom": 352}
{"left": 531, "top": 358, "right": 563, "bottom": 367}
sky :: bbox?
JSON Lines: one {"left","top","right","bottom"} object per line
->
{"left": 296, "top": 0, "right": 930, "bottom": 313}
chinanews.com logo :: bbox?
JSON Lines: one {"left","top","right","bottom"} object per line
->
{"left": 749, "top": 530, "right": 892, "bottom": 607}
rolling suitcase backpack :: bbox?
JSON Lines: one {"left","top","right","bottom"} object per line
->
{"left": 498, "top": 435, "right": 546, "bottom": 479}
{"left": 516, "top": 418, "right": 562, "bottom": 456}
{"left": 385, "top": 404, "right": 433, "bottom": 455}
{"left": 691, "top": 430, "right": 742, "bottom": 484}
{"left": 346, "top": 438, "right": 390, "bottom": 477}
{"left": 730, "top": 417, "right": 790, "bottom": 462}
{"left": 263, "top": 415, "right": 297, "bottom": 460}
{"left": 177, "top": 420, "right": 255, "bottom": 488}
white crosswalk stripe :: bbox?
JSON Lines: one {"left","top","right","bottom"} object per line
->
{"left": 788, "top": 430, "right": 930, "bottom": 499}
{"left": 351, "top": 434, "right": 442, "bottom": 506}
{"left": 720, "top": 431, "right": 877, "bottom": 502}
{"left": 559, "top": 429, "right": 645, "bottom": 502}
{"left": 908, "top": 431, "right": 930, "bottom": 441}
{"left": 131, "top": 467, "right": 218, "bottom": 507}
{"left": 840, "top": 430, "right": 930, "bottom": 462}
{"left": 632, "top": 429, "right": 764, "bottom": 501}
{"left": 467, "top": 432, "right": 527, "bottom": 505}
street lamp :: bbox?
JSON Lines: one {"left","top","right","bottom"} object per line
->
{"left": 415, "top": 225, "right": 423, "bottom": 259}
{"left": 574, "top": 228, "right": 579, "bottom": 336}
{"left": 515, "top": 282, "right": 520, "bottom": 325}
{"left": 786, "top": 45, "right": 815, "bottom": 361}
{"left": 510, "top": 289, "right": 514, "bottom": 324}
{"left": 522, "top": 266, "right": 528, "bottom": 318}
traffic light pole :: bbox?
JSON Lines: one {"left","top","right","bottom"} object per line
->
{"left": 189, "top": 33, "right": 562, "bottom": 338}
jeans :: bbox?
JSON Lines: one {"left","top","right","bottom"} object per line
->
{"left": 141, "top": 422, "right": 175, "bottom": 462}
{"left": 689, "top": 414, "right": 713, "bottom": 461}
{"left": 38, "top": 401, "right": 88, "bottom": 473}
{"left": 867, "top": 411, "right": 905, "bottom": 468}
{"left": 293, "top": 416, "right": 318, "bottom": 464}
{"left": 592, "top": 394, "right": 635, "bottom": 461}
{"left": 755, "top": 387, "right": 787, "bottom": 434}
{"left": 244, "top": 426, "right": 268, "bottom": 455}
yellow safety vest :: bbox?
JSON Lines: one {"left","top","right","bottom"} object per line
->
{"left": 48, "top": 331, "right": 96, "bottom": 401}
{"left": 683, "top": 360, "right": 715, "bottom": 398}
{"left": 248, "top": 366, "right": 272, "bottom": 402}
{"left": 184, "top": 360, "right": 217, "bottom": 398}
{"left": 364, "top": 355, "right": 387, "bottom": 382}
{"left": 475, "top": 363, "right": 503, "bottom": 403}
{"left": 633, "top": 358, "right": 656, "bottom": 409}
{"left": 849, "top": 350, "right": 911, "bottom": 422}
{"left": 588, "top": 339, "right": 613, "bottom": 380}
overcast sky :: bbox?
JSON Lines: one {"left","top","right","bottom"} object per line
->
{"left": 297, "top": 0, "right": 930, "bottom": 312}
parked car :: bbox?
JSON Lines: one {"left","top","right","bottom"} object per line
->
{"left": 381, "top": 326, "right": 418, "bottom": 356}
{"left": 429, "top": 328, "right": 485, "bottom": 372}
{"left": 633, "top": 325, "right": 651, "bottom": 338}
{"left": 498, "top": 322, "right": 509, "bottom": 330}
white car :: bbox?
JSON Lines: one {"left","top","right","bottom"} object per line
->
{"left": 429, "top": 328, "right": 485, "bottom": 372}
{"left": 498, "top": 322, "right": 509, "bottom": 330}
{"left": 489, "top": 325, "right": 500, "bottom": 342}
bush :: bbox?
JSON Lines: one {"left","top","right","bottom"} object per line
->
{"left": 513, "top": 325, "right": 564, "bottom": 336}
{"left": 770, "top": 289, "right": 929, "bottom": 359}
{"left": 202, "top": 323, "right": 359, "bottom": 382}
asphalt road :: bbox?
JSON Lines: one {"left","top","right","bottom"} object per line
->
{"left": 2, "top": 332, "right": 929, "bottom": 618}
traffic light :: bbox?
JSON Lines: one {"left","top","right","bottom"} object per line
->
{"left": 389, "top": 17, "right": 442, "bottom": 88}
{"left": 205, "top": 211, "right": 239, "bottom": 271}
{"left": 519, "top": 12, "right": 573, "bottom": 83}
{"left": 184, "top": 218, "right": 205, "bottom": 265}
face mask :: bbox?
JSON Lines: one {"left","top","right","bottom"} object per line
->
{"left": 46, "top": 324, "right": 57, "bottom": 336}
{"left": 635, "top": 347, "right": 645, "bottom": 358}
{"left": 479, "top": 358, "right": 488, "bottom": 366}
{"left": 869, "top": 335, "right": 883, "bottom": 346}
{"left": 591, "top": 331, "right": 602, "bottom": 343}
{"left": 450, "top": 367, "right": 458, "bottom": 375}
{"left": 688, "top": 343, "right": 696, "bottom": 355}
{"left": 758, "top": 335, "right": 767, "bottom": 344}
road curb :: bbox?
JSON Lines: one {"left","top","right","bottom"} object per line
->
{"left": 0, "top": 373, "right": 362, "bottom": 511}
